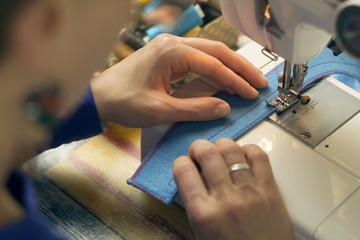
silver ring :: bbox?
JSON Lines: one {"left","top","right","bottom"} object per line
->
{"left": 228, "top": 163, "right": 250, "bottom": 174}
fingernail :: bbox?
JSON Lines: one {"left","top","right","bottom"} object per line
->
{"left": 215, "top": 103, "right": 230, "bottom": 118}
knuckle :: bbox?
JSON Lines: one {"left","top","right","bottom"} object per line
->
{"left": 239, "top": 182, "right": 256, "bottom": 194}
{"left": 220, "top": 192, "right": 248, "bottom": 225}
{"left": 216, "top": 138, "right": 241, "bottom": 155}
{"left": 220, "top": 187, "right": 266, "bottom": 225}
{"left": 247, "top": 193, "right": 266, "bottom": 210}
{"left": 222, "top": 193, "right": 243, "bottom": 211}
{"left": 189, "top": 101, "right": 202, "bottom": 121}
{"left": 213, "top": 41, "right": 228, "bottom": 51}
{"left": 191, "top": 139, "right": 210, "bottom": 149}
{"left": 149, "top": 34, "right": 178, "bottom": 57}
{"left": 173, "top": 157, "right": 192, "bottom": 177}
{"left": 226, "top": 202, "right": 245, "bottom": 221}
{"left": 265, "top": 192, "right": 283, "bottom": 209}
{"left": 152, "top": 33, "right": 176, "bottom": 45}
{"left": 207, "top": 58, "right": 225, "bottom": 76}
{"left": 189, "top": 205, "right": 219, "bottom": 229}
{"left": 244, "top": 144, "right": 269, "bottom": 161}
{"left": 196, "top": 144, "right": 219, "bottom": 161}
{"left": 236, "top": 184, "right": 267, "bottom": 209}
{"left": 212, "top": 59, "right": 225, "bottom": 71}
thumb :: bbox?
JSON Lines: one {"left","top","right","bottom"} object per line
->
{"left": 162, "top": 95, "right": 231, "bottom": 122}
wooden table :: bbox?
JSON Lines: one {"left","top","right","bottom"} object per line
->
{"left": 26, "top": 124, "right": 195, "bottom": 240}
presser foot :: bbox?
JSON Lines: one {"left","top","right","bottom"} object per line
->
{"left": 266, "top": 84, "right": 311, "bottom": 114}
{"left": 266, "top": 95, "right": 300, "bottom": 114}
{"left": 268, "top": 78, "right": 360, "bottom": 148}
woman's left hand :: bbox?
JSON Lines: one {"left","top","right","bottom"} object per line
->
{"left": 91, "top": 34, "right": 268, "bottom": 128}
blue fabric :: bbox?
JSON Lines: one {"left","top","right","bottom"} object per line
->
{"left": 0, "top": 171, "right": 65, "bottom": 240}
{"left": 146, "top": 4, "right": 203, "bottom": 39}
{"left": 143, "top": 0, "right": 162, "bottom": 13}
{"left": 330, "top": 73, "right": 360, "bottom": 92}
{"left": 128, "top": 48, "right": 360, "bottom": 205}
{"left": 50, "top": 88, "right": 103, "bottom": 149}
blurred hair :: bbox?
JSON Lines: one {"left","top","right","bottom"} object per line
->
{"left": 0, "top": 0, "right": 29, "bottom": 57}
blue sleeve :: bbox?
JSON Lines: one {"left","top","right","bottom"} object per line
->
{"left": 49, "top": 88, "right": 103, "bottom": 148}
{"left": 1, "top": 171, "right": 66, "bottom": 240}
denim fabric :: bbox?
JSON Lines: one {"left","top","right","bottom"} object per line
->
{"left": 128, "top": 49, "right": 360, "bottom": 205}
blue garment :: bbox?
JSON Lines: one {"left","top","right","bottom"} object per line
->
{"left": 128, "top": 49, "right": 360, "bottom": 205}
{"left": 50, "top": 88, "right": 103, "bottom": 148}
{"left": 1, "top": 89, "right": 103, "bottom": 239}
{"left": 1, "top": 171, "right": 65, "bottom": 240}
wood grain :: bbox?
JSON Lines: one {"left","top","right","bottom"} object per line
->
{"left": 45, "top": 125, "right": 195, "bottom": 240}
{"left": 33, "top": 176, "right": 123, "bottom": 240}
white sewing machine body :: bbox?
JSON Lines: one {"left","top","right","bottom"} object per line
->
{"left": 215, "top": 0, "right": 360, "bottom": 237}
{"left": 220, "top": 0, "right": 360, "bottom": 114}
{"left": 219, "top": 0, "right": 360, "bottom": 63}
{"left": 141, "top": 42, "right": 360, "bottom": 239}
{"left": 234, "top": 43, "right": 360, "bottom": 240}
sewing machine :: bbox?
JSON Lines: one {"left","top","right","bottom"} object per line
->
{"left": 218, "top": 1, "right": 360, "bottom": 239}
{"left": 220, "top": 0, "right": 360, "bottom": 114}
{"left": 141, "top": 0, "right": 360, "bottom": 239}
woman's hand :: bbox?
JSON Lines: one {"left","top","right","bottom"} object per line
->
{"left": 173, "top": 138, "right": 294, "bottom": 240}
{"left": 91, "top": 34, "right": 268, "bottom": 128}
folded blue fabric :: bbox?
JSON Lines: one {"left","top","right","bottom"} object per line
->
{"left": 128, "top": 49, "right": 360, "bottom": 205}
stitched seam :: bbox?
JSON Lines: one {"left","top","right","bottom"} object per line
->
{"left": 166, "top": 70, "right": 359, "bottom": 201}
{"left": 167, "top": 188, "right": 179, "bottom": 202}
{"left": 232, "top": 107, "right": 276, "bottom": 139}
{"left": 131, "top": 123, "right": 182, "bottom": 180}
{"left": 208, "top": 90, "right": 277, "bottom": 141}
{"left": 301, "top": 70, "right": 358, "bottom": 90}
{"left": 132, "top": 62, "right": 360, "bottom": 203}
{"left": 308, "top": 61, "right": 359, "bottom": 70}
{"left": 133, "top": 63, "right": 284, "bottom": 179}
{"left": 201, "top": 64, "right": 288, "bottom": 141}
{"left": 130, "top": 181, "right": 167, "bottom": 202}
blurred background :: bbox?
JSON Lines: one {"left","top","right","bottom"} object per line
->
{"left": 103, "top": 0, "right": 247, "bottom": 93}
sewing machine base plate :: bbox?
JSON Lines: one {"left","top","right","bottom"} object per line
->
{"left": 268, "top": 77, "right": 360, "bottom": 148}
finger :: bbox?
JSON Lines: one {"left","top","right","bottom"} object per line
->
{"left": 189, "top": 140, "right": 232, "bottom": 190}
{"left": 181, "top": 38, "right": 269, "bottom": 89}
{"left": 215, "top": 138, "right": 254, "bottom": 184}
{"left": 160, "top": 93, "right": 231, "bottom": 122}
{"left": 241, "top": 144, "right": 277, "bottom": 190}
{"left": 167, "top": 45, "right": 259, "bottom": 99}
{"left": 173, "top": 156, "right": 208, "bottom": 209}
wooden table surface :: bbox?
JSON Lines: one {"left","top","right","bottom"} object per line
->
{"left": 26, "top": 124, "right": 195, "bottom": 240}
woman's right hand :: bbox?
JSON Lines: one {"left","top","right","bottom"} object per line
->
{"left": 173, "top": 138, "right": 294, "bottom": 240}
